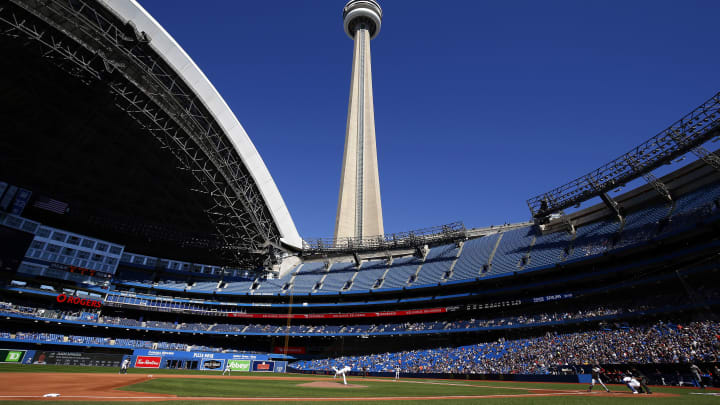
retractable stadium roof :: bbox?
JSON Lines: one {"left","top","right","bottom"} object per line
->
{"left": 0, "top": 0, "right": 301, "bottom": 268}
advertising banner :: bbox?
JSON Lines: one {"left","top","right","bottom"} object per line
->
{"left": 132, "top": 349, "right": 267, "bottom": 362}
{"left": 252, "top": 360, "right": 275, "bottom": 372}
{"left": 272, "top": 346, "right": 306, "bottom": 355}
{"left": 227, "top": 359, "right": 251, "bottom": 371}
{"left": 21, "top": 350, "right": 36, "bottom": 364}
{"left": 135, "top": 355, "right": 162, "bottom": 368}
{"left": 0, "top": 349, "right": 26, "bottom": 363}
{"left": 201, "top": 359, "right": 223, "bottom": 370}
{"left": 56, "top": 293, "right": 103, "bottom": 308}
{"left": 228, "top": 307, "right": 446, "bottom": 319}
{"left": 31, "top": 351, "right": 123, "bottom": 367}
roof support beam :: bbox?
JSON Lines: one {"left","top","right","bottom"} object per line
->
{"left": 641, "top": 172, "right": 673, "bottom": 203}
{"left": 527, "top": 92, "right": 720, "bottom": 218}
{"left": 599, "top": 192, "right": 624, "bottom": 223}
{"left": 692, "top": 147, "right": 720, "bottom": 172}
{"left": 625, "top": 155, "right": 672, "bottom": 203}
{"left": 2, "top": 0, "right": 290, "bottom": 267}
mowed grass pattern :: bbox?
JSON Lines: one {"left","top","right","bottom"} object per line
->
{"left": 118, "top": 377, "right": 524, "bottom": 398}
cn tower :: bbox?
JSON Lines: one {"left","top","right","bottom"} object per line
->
{"left": 334, "top": 0, "right": 384, "bottom": 240}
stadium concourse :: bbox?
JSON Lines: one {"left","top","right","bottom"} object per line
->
{"left": 1, "top": 0, "right": 720, "bottom": 403}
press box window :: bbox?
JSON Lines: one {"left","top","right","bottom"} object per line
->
{"left": 21, "top": 221, "right": 38, "bottom": 233}
{"left": 51, "top": 232, "right": 67, "bottom": 242}
{"left": 36, "top": 228, "right": 51, "bottom": 238}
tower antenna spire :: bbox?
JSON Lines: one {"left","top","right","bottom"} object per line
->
{"left": 335, "top": 0, "right": 384, "bottom": 240}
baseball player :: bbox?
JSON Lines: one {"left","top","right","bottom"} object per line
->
{"left": 395, "top": 365, "right": 401, "bottom": 381}
{"left": 119, "top": 358, "right": 130, "bottom": 374}
{"left": 222, "top": 362, "right": 232, "bottom": 376}
{"left": 587, "top": 365, "right": 609, "bottom": 392}
{"left": 332, "top": 365, "right": 351, "bottom": 385}
{"left": 631, "top": 368, "right": 652, "bottom": 394}
{"left": 623, "top": 376, "right": 641, "bottom": 394}
{"left": 690, "top": 364, "right": 704, "bottom": 388}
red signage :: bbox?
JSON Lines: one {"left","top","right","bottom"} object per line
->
{"left": 256, "top": 363, "right": 270, "bottom": 370}
{"left": 273, "top": 346, "right": 306, "bottom": 354}
{"left": 56, "top": 294, "right": 103, "bottom": 308}
{"left": 135, "top": 356, "right": 161, "bottom": 368}
{"left": 228, "top": 307, "right": 446, "bottom": 319}
{"left": 49, "top": 263, "right": 100, "bottom": 277}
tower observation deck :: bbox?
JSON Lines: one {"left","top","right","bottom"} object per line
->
{"left": 335, "top": 0, "right": 385, "bottom": 240}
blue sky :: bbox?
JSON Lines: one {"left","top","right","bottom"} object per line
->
{"left": 140, "top": 0, "right": 720, "bottom": 239}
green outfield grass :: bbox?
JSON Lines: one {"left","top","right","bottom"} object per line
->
{"left": 0, "top": 364, "right": 718, "bottom": 404}
{"left": 118, "top": 377, "right": 521, "bottom": 398}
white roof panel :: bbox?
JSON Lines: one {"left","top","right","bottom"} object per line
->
{"left": 98, "top": 0, "right": 302, "bottom": 250}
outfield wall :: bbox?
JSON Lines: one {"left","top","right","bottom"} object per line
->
{"left": 2, "top": 348, "right": 288, "bottom": 372}
{"left": 130, "top": 349, "right": 273, "bottom": 371}
{"left": 15, "top": 349, "right": 127, "bottom": 367}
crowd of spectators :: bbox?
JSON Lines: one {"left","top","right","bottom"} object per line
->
{"left": 292, "top": 321, "right": 720, "bottom": 375}
{"left": 0, "top": 300, "right": 662, "bottom": 337}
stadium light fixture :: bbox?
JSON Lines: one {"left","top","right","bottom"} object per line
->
{"left": 527, "top": 90, "right": 720, "bottom": 219}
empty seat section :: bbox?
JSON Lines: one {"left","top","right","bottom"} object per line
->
{"left": 414, "top": 244, "right": 457, "bottom": 285}
{"left": 666, "top": 181, "right": 720, "bottom": 233}
{"left": 567, "top": 219, "right": 619, "bottom": 260}
{"left": 350, "top": 260, "right": 388, "bottom": 291}
{"left": 616, "top": 203, "right": 668, "bottom": 248}
{"left": 191, "top": 281, "right": 217, "bottom": 292}
{"left": 450, "top": 235, "right": 497, "bottom": 281}
{"left": 155, "top": 280, "right": 186, "bottom": 291}
{"left": 221, "top": 280, "right": 253, "bottom": 293}
{"left": 528, "top": 230, "right": 572, "bottom": 268}
{"left": 290, "top": 262, "right": 327, "bottom": 294}
{"left": 321, "top": 262, "right": 357, "bottom": 292}
{"left": 254, "top": 264, "right": 300, "bottom": 294}
{"left": 672, "top": 181, "right": 720, "bottom": 216}
{"left": 489, "top": 227, "right": 536, "bottom": 274}
{"left": 252, "top": 277, "right": 285, "bottom": 294}
{"left": 382, "top": 257, "right": 421, "bottom": 289}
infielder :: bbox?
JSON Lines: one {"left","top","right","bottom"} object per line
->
{"left": 119, "top": 358, "right": 130, "bottom": 374}
{"left": 587, "top": 365, "right": 609, "bottom": 392}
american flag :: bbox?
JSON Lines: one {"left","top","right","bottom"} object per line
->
{"left": 32, "top": 196, "right": 69, "bottom": 214}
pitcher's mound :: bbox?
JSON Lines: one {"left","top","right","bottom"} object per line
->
{"left": 298, "top": 381, "right": 367, "bottom": 388}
